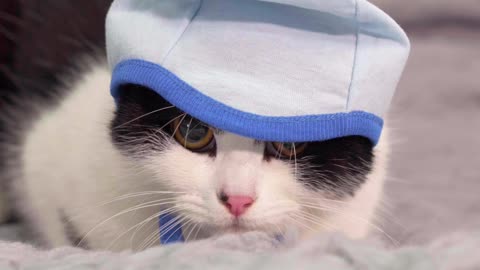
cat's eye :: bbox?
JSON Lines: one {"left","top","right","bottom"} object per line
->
{"left": 171, "top": 116, "right": 215, "bottom": 152}
{"left": 267, "top": 142, "right": 308, "bottom": 159}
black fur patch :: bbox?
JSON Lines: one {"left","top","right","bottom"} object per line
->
{"left": 296, "top": 136, "right": 374, "bottom": 196}
{"left": 112, "top": 84, "right": 218, "bottom": 157}
{"left": 111, "top": 84, "right": 183, "bottom": 154}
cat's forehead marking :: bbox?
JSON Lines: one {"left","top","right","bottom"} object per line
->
{"left": 215, "top": 132, "right": 262, "bottom": 153}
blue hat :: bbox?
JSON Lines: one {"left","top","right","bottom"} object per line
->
{"left": 106, "top": 0, "right": 410, "bottom": 145}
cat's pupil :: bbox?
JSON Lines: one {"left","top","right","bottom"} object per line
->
{"left": 179, "top": 118, "right": 208, "bottom": 143}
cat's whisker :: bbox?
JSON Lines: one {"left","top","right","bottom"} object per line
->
{"left": 108, "top": 206, "right": 182, "bottom": 249}
{"left": 299, "top": 195, "right": 400, "bottom": 226}
{"left": 184, "top": 117, "right": 194, "bottom": 148}
{"left": 299, "top": 202, "right": 399, "bottom": 246}
{"left": 161, "top": 217, "right": 193, "bottom": 247}
{"left": 97, "top": 191, "right": 184, "bottom": 205}
{"left": 185, "top": 222, "right": 199, "bottom": 242}
{"left": 108, "top": 206, "right": 181, "bottom": 250}
{"left": 276, "top": 143, "right": 284, "bottom": 160}
{"left": 248, "top": 203, "right": 298, "bottom": 220}
{"left": 297, "top": 197, "right": 361, "bottom": 209}
{"left": 181, "top": 221, "right": 197, "bottom": 244}
{"left": 144, "top": 210, "right": 189, "bottom": 247}
{"left": 289, "top": 143, "right": 297, "bottom": 180}
{"left": 128, "top": 196, "right": 154, "bottom": 234}
{"left": 69, "top": 192, "right": 186, "bottom": 222}
{"left": 193, "top": 224, "right": 203, "bottom": 241}
{"left": 128, "top": 205, "right": 176, "bottom": 248}
{"left": 155, "top": 113, "right": 187, "bottom": 134}
{"left": 290, "top": 213, "right": 330, "bottom": 234}
{"left": 136, "top": 213, "right": 183, "bottom": 251}
{"left": 298, "top": 195, "right": 396, "bottom": 220}
{"left": 136, "top": 229, "right": 161, "bottom": 252}
{"left": 114, "top": 106, "right": 175, "bottom": 129}
{"left": 285, "top": 214, "right": 317, "bottom": 233}
{"left": 170, "top": 114, "right": 187, "bottom": 140}
{"left": 77, "top": 199, "right": 179, "bottom": 248}
{"left": 297, "top": 210, "right": 336, "bottom": 231}
{"left": 139, "top": 214, "right": 190, "bottom": 251}
{"left": 296, "top": 194, "right": 348, "bottom": 203}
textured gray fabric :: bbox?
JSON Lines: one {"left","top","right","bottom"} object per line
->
{"left": 1, "top": 232, "right": 480, "bottom": 269}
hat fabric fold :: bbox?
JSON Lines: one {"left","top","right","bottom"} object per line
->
{"left": 106, "top": 0, "right": 410, "bottom": 145}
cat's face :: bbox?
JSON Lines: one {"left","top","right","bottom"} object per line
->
{"left": 111, "top": 84, "right": 374, "bottom": 239}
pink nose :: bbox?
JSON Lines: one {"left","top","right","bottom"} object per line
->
{"left": 222, "top": 195, "right": 254, "bottom": 217}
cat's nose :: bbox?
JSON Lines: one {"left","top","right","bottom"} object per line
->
{"left": 219, "top": 193, "right": 254, "bottom": 217}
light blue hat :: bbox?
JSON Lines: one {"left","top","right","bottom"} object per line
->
{"left": 106, "top": 0, "right": 410, "bottom": 145}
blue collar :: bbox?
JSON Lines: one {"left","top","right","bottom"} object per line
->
{"left": 159, "top": 214, "right": 184, "bottom": 244}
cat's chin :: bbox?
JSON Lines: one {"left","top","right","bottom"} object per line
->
{"left": 210, "top": 228, "right": 277, "bottom": 241}
{"left": 209, "top": 221, "right": 279, "bottom": 238}
{"left": 205, "top": 224, "right": 299, "bottom": 244}
{"left": 223, "top": 224, "right": 256, "bottom": 233}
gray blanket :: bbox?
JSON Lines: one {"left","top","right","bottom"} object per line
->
{"left": 1, "top": 232, "right": 479, "bottom": 270}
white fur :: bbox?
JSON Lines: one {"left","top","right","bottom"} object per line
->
{"left": 12, "top": 62, "right": 389, "bottom": 251}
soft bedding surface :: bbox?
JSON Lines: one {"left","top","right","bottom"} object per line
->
{"left": 1, "top": 232, "right": 480, "bottom": 270}
{"left": 0, "top": 0, "right": 479, "bottom": 268}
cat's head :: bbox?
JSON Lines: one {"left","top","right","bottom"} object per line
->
{"left": 110, "top": 84, "right": 377, "bottom": 240}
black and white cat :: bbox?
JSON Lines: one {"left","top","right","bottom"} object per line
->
{"left": 0, "top": 59, "right": 390, "bottom": 251}
{"left": 0, "top": 1, "right": 392, "bottom": 252}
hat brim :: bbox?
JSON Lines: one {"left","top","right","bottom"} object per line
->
{"left": 110, "top": 59, "right": 383, "bottom": 145}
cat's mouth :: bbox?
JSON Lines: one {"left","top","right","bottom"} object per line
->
{"left": 225, "top": 221, "right": 250, "bottom": 233}
{"left": 219, "top": 218, "right": 268, "bottom": 234}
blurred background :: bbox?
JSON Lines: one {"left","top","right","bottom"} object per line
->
{"left": 0, "top": 0, "right": 479, "bottom": 246}
{"left": 372, "top": 0, "right": 480, "bottom": 244}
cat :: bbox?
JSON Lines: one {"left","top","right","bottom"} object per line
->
{"left": 0, "top": 58, "right": 390, "bottom": 251}
{"left": 0, "top": 1, "right": 390, "bottom": 251}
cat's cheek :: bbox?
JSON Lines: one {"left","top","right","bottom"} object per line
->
{"left": 141, "top": 145, "right": 214, "bottom": 191}
{"left": 248, "top": 161, "right": 304, "bottom": 216}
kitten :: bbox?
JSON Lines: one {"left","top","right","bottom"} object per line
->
{"left": 0, "top": 59, "right": 389, "bottom": 251}
{"left": 0, "top": 1, "right": 390, "bottom": 251}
